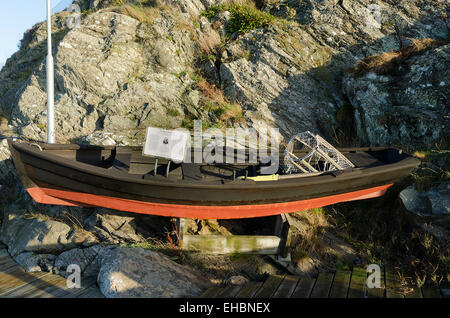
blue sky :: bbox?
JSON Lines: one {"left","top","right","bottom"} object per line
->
{"left": 0, "top": 0, "right": 73, "bottom": 68}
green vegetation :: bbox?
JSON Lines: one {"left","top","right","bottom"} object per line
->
{"left": 228, "top": 5, "right": 275, "bottom": 33}
{"left": 200, "top": 2, "right": 275, "bottom": 34}
{"left": 201, "top": 4, "right": 227, "bottom": 19}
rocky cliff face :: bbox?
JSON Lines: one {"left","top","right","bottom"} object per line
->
{"left": 0, "top": 0, "right": 447, "bottom": 145}
{"left": 0, "top": 0, "right": 448, "bottom": 296}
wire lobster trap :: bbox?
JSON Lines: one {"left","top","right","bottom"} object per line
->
{"left": 283, "top": 131, "right": 355, "bottom": 174}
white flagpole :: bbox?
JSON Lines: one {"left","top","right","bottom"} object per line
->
{"left": 46, "top": 0, "right": 55, "bottom": 143}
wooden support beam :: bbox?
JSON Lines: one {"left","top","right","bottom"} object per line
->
{"left": 181, "top": 234, "right": 281, "bottom": 255}
{"left": 278, "top": 214, "right": 293, "bottom": 258}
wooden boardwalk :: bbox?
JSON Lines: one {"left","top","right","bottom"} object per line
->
{"left": 201, "top": 267, "right": 447, "bottom": 298}
{"left": 0, "top": 244, "right": 104, "bottom": 298}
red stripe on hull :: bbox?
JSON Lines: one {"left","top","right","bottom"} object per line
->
{"left": 26, "top": 184, "right": 392, "bottom": 219}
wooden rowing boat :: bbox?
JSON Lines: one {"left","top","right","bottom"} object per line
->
{"left": 7, "top": 140, "right": 420, "bottom": 219}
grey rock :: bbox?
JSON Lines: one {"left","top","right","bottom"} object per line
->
{"left": 97, "top": 247, "right": 210, "bottom": 298}
{"left": 225, "top": 275, "right": 248, "bottom": 286}
{"left": 14, "top": 252, "right": 56, "bottom": 272}
{"left": 399, "top": 186, "right": 431, "bottom": 216}
{"left": 5, "top": 218, "right": 77, "bottom": 257}
{"left": 54, "top": 245, "right": 102, "bottom": 277}
{"left": 426, "top": 182, "right": 450, "bottom": 215}
{"left": 85, "top": 210, "right": 144, "bottom": 242}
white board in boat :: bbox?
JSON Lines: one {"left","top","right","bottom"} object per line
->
{"left": 143, "top": 127, "right": 190, "bottom": 163}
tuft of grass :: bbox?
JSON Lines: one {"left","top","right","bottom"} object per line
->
{"left": 200, "top": 2, "right": 275, "bottom": 34}
{"left": 114, "top": 3, "right": 161, "bottom": 25}
{"left": 195, "top": 79, "right": 244, "bottom": 125}
{"left": 228, "top": 4, "right": 275, "bottom": 34}
{"left": 353, "top": 38, "right": 447, "bottom": 77}
{"left": 228, "top": 5, "right": 275, "bottom": 33}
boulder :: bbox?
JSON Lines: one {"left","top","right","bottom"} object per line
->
{"left": 0, "top": 207, "right": 83, "bottom": 257}
{"left": 5, "top": 218, "right": 78, "bottom": 257}
{"left": 426, "top": 182, "right": 450, "bottom": 216}
{"left": 399, "top": 186, "right": 431, "bottom": 216}
{"left": 53, "top": 245, "right": 103, "bottom": 277}
{"left": 400, "top": 183, "right": 450, "bottom": 217}
{"left": 14, "top": 252, "right": 56, "bottom": 272}
{"left": 97, "top": 247, "right": 210, "bottom": 298}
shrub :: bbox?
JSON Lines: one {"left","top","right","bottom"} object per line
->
{"left": 200, "top": 2, "right": 275, "bottom": 34}
{"left": 201, "top": 4, "right": 227, "bottom": 19}
{"left": 227, "top": 5, "right": 275, "bottom": 33}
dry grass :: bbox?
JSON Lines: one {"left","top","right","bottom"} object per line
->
{"left": 195, "top": 79, "right": 244, "bottom": 125}
{"left": 327, "top": 177, "right": 450, "bottom": 287}
{"left": 353, "top": 38, "right": 446, "bottom": 77}
{"left": 289, "top": 208, "right": 329, "bottom": 263}
{"left": 114, "top": 4, "right": 161, "bottom": 24}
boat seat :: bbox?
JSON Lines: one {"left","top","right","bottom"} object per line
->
{"left": 181, "top": 163, "right": 202, "bottom": 181}
{"left": 111, "top": 153, "right": 131, "bottom": 172}
{"left": 344, "top": 152, "right": 384, "bottom": 168}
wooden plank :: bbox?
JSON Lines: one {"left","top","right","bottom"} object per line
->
{"left": 348, "top": 267, "right": 367, "bottom": 298}
{"left": 253, "top": 275, "right": 284, "bottom": 298}
{"left": 235, "top": 282, "right": 263, "bottom": 298}
{"left": 421, "top": 285, "right": 441, "bottom": 298}
{"left": 21, "top": 276, "right": 71, "bottom": 298}
{"left": 272, "top": 275, "right": 300, "bottom": 298}
{"left": 0, "top": 259, "right": 23, "bottom": 273}
{"left": 23, "top": 274, "right": 98, "bottom": 298}
{"left": 0, "top": 270, "right": 49, "bottom": 295}
{"left": 291, "top": 277, "right": 316, "bottom": 298}
{"left": 385, "top": 267, "right": 404, "bottom": 298}
{"left": 367, "top": 266, "right": 385, "bottom": 298}
{"left": 0, "top": 254, "right": 14, "bottom": 264}
{"left": 329, "top": 270, "right": 351, "bottom": 298}
{"left": 310, "top": 273, "right": 334, "bottom": 298}
{"left": 182, "top": 235, "right": 281, "bottom": 255}
{"left": 75, "top": 286, "right": 104, "bottom": 298}
{"left": 0, "top": 249, "right": 9, "bottom": 258}
{"left": 200, "top": 286, "right": 222, "bottom": 298}
{"left": 2, "top": 274, "right": 67, "bottom": 298}
{"left": 0, "top": 264, "right": 27, "bottom": 283}
{"left": 62, "top": 276, "right": 99, "bottom": 298}
{"left": 216, "top": 285, "right": 243, "bottom": 298}
{"left": 0, "top": 267, "right": 43, "bottom": 287}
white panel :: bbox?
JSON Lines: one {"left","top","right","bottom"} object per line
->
{"left": 143, "top": 127, "right": 190, "bottom": 163}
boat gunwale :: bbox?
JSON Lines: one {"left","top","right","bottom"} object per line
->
{"left": 10, "top": 141, "right": 421, "bottom": 190}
